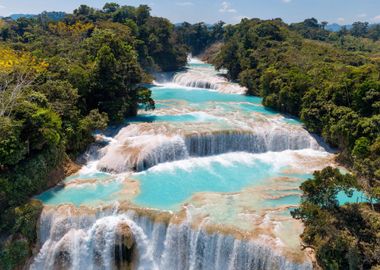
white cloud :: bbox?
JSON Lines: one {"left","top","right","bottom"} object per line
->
{"left": 176, "top": 2, "right": 194, "bottom": 6}
{"left": 219, "top": 1, "right": 237, "bottom": 13}
{"left": 356, "top": 13, "right": 367, "bottom": 19}
{"left": 282, "top": 0, "right": 292, "bottom": 3}
{"left": 0, "top": 5, "right": 5, "bottom": 9}
{"left": 372, "top": 15, "right": 380, "bottom": 22}
{"left": 337, "top": 17, "right": 345, "bottom": 24}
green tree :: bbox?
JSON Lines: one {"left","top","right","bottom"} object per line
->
{"left": 0, "top": 117, "right": 26, "bottom": 167}
{"left": 292, "top": 168, "right": 380, "bottom": 269}
{"left": 351, "top": 22, "right": 369, "bottom": 37}
{"left": 352, "top": 137, "right": 371, "bottom": 158}
{"left": 74, "top": 5, "right": 95, "bottom": 17}
{"left": 89, "top": 42, "right": 143, "bottom": 121}
{"left": 103, "top": 2, "right": 120, "bottom": 14}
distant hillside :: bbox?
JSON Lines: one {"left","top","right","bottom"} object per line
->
{"left": 8, "top": 12, "right": 66, "bottom": 21}
{"left": 326, "top": 22, "right": 380, "bottom": 32}
{"left": 40, "top": 11, "right": 66, "bottom": 21}
{"left": 175, "top": 22, "right": 213, "bottom": 28}
{"left": 326, "top": 23, "right": 353, "bottom": 32}
{"left": 9, "top": 14, "right": 35, "bottom": 20}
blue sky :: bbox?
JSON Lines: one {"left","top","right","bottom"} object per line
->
{"left": 0, "top": 0, "right": 380, "bottom": 24}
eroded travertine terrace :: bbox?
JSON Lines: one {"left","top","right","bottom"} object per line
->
{"left": 32, "top": 59, "right": 343, "bottom": 270}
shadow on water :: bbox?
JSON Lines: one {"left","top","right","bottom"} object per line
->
{"left": 310, "top": 132, "right": 337, "bottom": 153}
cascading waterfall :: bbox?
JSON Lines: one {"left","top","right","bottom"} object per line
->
{"left": 155, "top": 58, "right": 246, "bottom": 94}
{"left": 96, "top": 123, "right": 322, "bottom": 173}
{"left": 31, "top": 207, "right": 157, "bottom": 270}
{"left": 30, "top": 206, "right": 312, "bottom": 270}
{"left": 184, "top": 130, "right": 320, "bottom": 156}
{"left": 31, "top": 58, "right": 331, "bottom": 270}
{"left": 97, "top": 133, "right": 189, "bottom": 172}
{"left": 171, "top": 72, "right": 246, "bottom": 94}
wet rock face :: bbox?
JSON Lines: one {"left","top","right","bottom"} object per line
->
{"left": 53, "top": 249, "right": 71, "bottom": 270}
{"left": 114, "top": 223, "right": 136, "bottom": 270}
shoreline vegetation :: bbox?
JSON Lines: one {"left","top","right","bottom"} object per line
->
{"left": 0, "top": 3, "right": 379, "bottom": 270}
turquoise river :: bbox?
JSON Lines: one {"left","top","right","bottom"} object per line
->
{"left": 30, "top": 59, "right": 363, "bottom": 270}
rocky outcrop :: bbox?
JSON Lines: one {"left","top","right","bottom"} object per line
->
{"left": 46, "top": 156, "right": 81, "bottom": 189}
{"left": 114, "top": 223, "right": 136, "bottom": 270}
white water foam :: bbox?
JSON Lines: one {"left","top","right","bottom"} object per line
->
{"left": 30, "top": 207, "right": 312, "bottom": 270}
{"left": 96, "top": 122, "right": 323, "bottom": 173}
{"left": 155, "top": 58, "right": 247, "bottom": 94}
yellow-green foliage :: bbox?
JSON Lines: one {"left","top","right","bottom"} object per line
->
{"left": 0, "top": 46, "right": 48, "bottom": 73}
{"left": 48, "top": 21, "right": 94, "bottom": 37}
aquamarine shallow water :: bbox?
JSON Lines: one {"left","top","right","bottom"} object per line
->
{"left": 36, "top": 152, "right": 310, "bottom": 208}
{"left": 36, "top": 61, "right": 365, "bottom": 211}
{"left": 133, "top": 156, "right": 285, "bottom": 210}
{"left": 149, "top": 86, "right": 302, "bottom": 123}
{"left": 36, "top": 177, "right": 122, "bottom": 206}
{"left": 151, "top": 86, "right": 263, "bottom": 104}
{"left": 125, "top": 112, "right": 221, "bottom": 123}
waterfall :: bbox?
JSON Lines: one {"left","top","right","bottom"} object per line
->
{"left": 31, "top": 208, "right": 157, "bottom": 270}
{"left": 153, "top": 58, "right": 247, "bottom": 94}
{"left": 96, "top": 133, "right": 189, "bottom": 173}
{"left": 96, "top": 123, "right": 322, "bottom": 173}
{"left": 184, "top": 130, "right": 320, "bottom": 156}
{"left": 30, "top": 206, "right": 313, "bottom": 270}
{"left": 171, "top": 71, "right": 247, "bottom": 94}
{"left": 173, "top": 71, "right": 221, "bottom": 89}
{"left": 31, "top": 58, "right": 329, "bottom": 270}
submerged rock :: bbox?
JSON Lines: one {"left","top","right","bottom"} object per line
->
{"left": 114, "top": 223, "right": 136, "bottom": 270}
